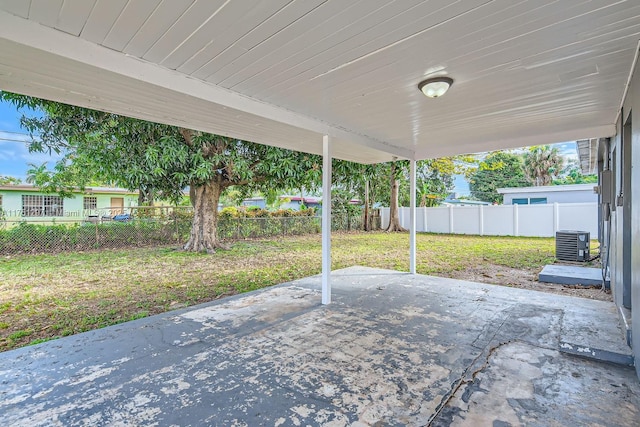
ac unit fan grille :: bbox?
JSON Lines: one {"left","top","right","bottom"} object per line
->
{"left": 555, "top": 231, "right": 590, "bottom": 262}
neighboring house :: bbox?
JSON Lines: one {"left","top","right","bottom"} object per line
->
{"left": 0, "top": 184, "right": 138, "bottom": 223}
{"left": 239, "top": 196, "right": 319, "bottom": 211}
{"left": 240, "top": 195, "right": 363, "bottom": 212}
{"left": 280, "top": 195, "right": 363, "bottom": 212}
{"left": 497, "top": 184, "right": 598, "bottom": 205}
{"left": 239, "top": 196, "right": 320, "bottom": 211}
{"left": 279, "top": 196, "right": 321, "bottom": 211}
{"left": 240, "top": 197, "right": 267, "bottom": 209}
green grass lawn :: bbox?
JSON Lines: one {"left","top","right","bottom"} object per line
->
{"left": 0, "top": 232, "right": 556, "bottom": 352}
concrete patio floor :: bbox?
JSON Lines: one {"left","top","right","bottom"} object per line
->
{"left": 1, "top": 266, "right": 638, "bottom": 426}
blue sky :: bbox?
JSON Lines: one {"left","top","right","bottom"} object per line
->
{"left": 0, "top": 99, "right": 578, "bottom": 193}
{"left": 0, "top": 100, "right": 58, "bottom": 181}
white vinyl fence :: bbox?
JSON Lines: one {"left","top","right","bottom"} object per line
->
{"left": 380, "top": 203, "right": 598, "bottom": 237}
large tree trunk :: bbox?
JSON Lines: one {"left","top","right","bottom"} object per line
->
{"left": 183, "top": 180, "right": 225, "bottom": 253}
{"left": 385, "top": 162, "right": 407, "bottom": 232}
{"left": 137, "top": 187, "right": 154, "bottom": 206}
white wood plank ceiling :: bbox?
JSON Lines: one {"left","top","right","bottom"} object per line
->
{"left": 0, "top": 0, "right": 638, "bottom": 162}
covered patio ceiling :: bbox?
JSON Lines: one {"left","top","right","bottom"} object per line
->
{"left": 0, "top": 0, "right": 639, "bottom": 163}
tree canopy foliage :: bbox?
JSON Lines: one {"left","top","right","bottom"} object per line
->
{"left": 416, "top": 157, "right": 470, "bottom": 206}
{"left": 553, "top": 160, "right": 598, "bottom": 185}
{"left": 0, "top": 91, "right": 322, "bottom": 252}
{"left": 0, "top": 175, "right": 21, "bottom": 185}
{"left": 523, "top": 145, "right": 564, "bottom": 186}
{"left": 468, "top": 151, "right": 529, "bottom": 203}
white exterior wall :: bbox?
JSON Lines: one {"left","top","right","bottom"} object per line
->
{"left": 380, "top": 202, "right": 598, "bottom": 237}
{"left": 501, "top": 185, "right": 598, "bottom": 205}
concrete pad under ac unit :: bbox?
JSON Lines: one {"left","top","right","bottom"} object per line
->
{"left": 539, "top": 264, "right": 603, "bottom": 286}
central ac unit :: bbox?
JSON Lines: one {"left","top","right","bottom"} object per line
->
{"left": 555, "top": 231, "right": 590, "bottom": 262}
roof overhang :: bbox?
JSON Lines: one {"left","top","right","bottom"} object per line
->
{"left": 0, "top": 184, "right": 137, "bottom": 195}
{"left": 576, "top": 138, "right": 601, "bottom": 175}
{"left": 0, "top": 1, "right": 638, "bottom": 163}
{"left": 497, "top": 184, "right": 597, "bottom": 194}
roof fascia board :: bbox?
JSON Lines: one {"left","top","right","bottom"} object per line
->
{"left": 415, "top": 124, "right": 615, "bottom": 160}
{"left": 497, "top": 184, "right": 596, "bottom": 194}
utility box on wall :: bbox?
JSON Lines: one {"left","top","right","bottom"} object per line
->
{"left": 555, "top": 231, "right": 590, "bottom": 262}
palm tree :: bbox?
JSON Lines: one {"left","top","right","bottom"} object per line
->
{"left": 523, "top": 146, "right": 564, "bottom": 186}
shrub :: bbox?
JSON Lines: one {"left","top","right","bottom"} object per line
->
{"left": 219, "top": 206, "right": 240, "bottom": 219}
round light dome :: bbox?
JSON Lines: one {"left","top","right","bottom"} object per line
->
{"left": 418, "top": 77, "right": 454, "bottom": 98}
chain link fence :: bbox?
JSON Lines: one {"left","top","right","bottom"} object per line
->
{"left": 0, "top": 213, "right": 380, "bottom": 255}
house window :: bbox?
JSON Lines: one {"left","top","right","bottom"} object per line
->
{"left": 83, "top": 196, "right": 97, "bottom": 210}
{"left": 512, "top": 197, "right": 547, "bottom": 205}
{"left": 22, "top": 195, "right": 64, "bottom": 217}
{"left": 530, "top": 197, "right": 547, "bottom": 204}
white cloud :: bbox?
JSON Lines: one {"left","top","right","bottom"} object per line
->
{"left": 21, "top": 150, "right": 60, "bottom": 165}
{"left": 0, "top": 138, "right": 61, "bottom": 181}
{"left": 0, "top": 149, "right": 17, "bottom": 161}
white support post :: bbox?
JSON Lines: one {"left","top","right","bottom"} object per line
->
{"left": 479, "top": 205, "right": 484, "bottom": 236}
{"left": 409, "top": 159, "right": 417, "bottom": 274}
{"left": 322, "top": 135, "right": 332, "bottom": 305}
{"left": 553, "top": 202, "right": 560, "bottom": 233}
{"left": 513, "top": 204, "right": 519, "bottom": 237}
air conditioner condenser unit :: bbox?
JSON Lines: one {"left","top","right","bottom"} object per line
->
{"left": 555, "top": 231, "right": 590, "bottom": 262}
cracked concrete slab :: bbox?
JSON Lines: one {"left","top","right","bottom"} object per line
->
{"left": 0, "top": 266, "right": 638, "bottom": 426}
{"left": 436, "top": 341, "right": 639, "bottom": 427}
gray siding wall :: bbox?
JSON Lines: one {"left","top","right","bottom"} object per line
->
{"left": 610, "top": 125, "right": 624, "bottom": 308}
{"left": 617, "top": 57, "right": 640, "bottom": 378}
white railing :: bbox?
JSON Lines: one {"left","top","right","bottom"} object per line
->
{"left": 380, "top": 203, "right": 598, "bottom": 237}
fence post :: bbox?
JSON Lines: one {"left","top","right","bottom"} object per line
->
{"left": 448, "top": 205, "right": 454, "bottom": 234}
{"left": 553, "top": 202, "right": 560, "bottom": 234}
{"left": 423, "top": 207, "right": 428, "bottom": 233}
{"left": 513, "top": 204, "right": 519, "bottom": 237}
{"left": 479, "top": 205, "right": 484, "bottom": 236}
{"left": 175, "top": 215, "right": 179, "bottom": 244}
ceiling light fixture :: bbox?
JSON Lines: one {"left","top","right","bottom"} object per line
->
{"left": 418, "top": 77, "right": 453, "bottom": 98}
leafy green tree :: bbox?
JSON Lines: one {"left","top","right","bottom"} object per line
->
{"left": 334, "top": 160, "right": 409, "bottom": 232}
{"left": 416, "top": 157, "right": 470, "bottom": 206}
{"left": 384, "top": 159, "right": 407, "bottom": 232}
{"left": 468, "top": 151, "right": 529, "bottom": 203}
{"left": 553, "top": 160, "right": 598, "bottom": 185}
{"left": 333, "top": 156, "right": 466, "bottom": 229}
{"left": 0, "top": 175, "right": 21, "bottom": 185}
{"left": 332, "top": 160, "right": 389, "bottom": 231}
{"left": 523, "top": 145, "right": 564, "bottom": 186}
{"left": 1, "top": 92, "right": 322, "bottom": 252}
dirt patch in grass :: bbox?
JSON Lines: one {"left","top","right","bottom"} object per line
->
{"left": 442, "top": 264, "right": 610, "bottom": 302}
{"left": 0, "top": 232, "right": 610, "bottom": 352}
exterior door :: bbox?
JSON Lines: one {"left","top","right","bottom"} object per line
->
{"left": 110, "top": 197, "right": 124, "bottom": 215}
